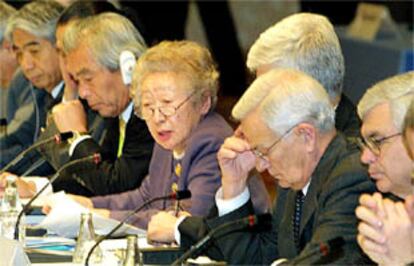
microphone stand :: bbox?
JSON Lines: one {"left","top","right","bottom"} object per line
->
{"left": 172, "top": 213, "right": 272, "bottom": 266}
{"left": 1, "top": 132, "right": 73, "bottom": 175}
{"left": 13, "top": 153, "right": 101, "bottom": 240}
{"left": 84, "top": 190, "right": 192, "bottom": 266}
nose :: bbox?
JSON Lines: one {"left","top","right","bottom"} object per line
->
{"left": 78, "top": 83, "right": 90, "bottom": 99}
{"left": 152, "top": 107, "right": 166, "bottom": 124}
{"left": 20, "top": 53, "right": 35, "bottom": 72}
{"left": 360, "top": 147, "right": 377, "bottom": 165}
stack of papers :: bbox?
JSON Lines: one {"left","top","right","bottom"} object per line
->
{"left": 33, "top": 192, "right": 146, "bottom": 238}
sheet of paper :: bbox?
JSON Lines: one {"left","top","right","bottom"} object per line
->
{"left": 35, "top": 192, "right": 146, "bottom": 238}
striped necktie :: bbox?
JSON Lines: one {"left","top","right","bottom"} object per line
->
{"left": 293, "top": 190, "right": 304, "bottom": 251}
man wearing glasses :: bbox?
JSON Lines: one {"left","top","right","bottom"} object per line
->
{"left": 148, "top": 68, "right": 375, "bottom": 264}
{"left": 355, "top": 71, "right": 414, "bottom": 265}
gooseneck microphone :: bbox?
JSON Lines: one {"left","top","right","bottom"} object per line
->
{"left": 85, "top": 190, "right": 192, "bottom": 266}
{"left": 289, "top": 237, "right": 345, "bottom": 265}
{"left": 13, "top": 153, "right": 101, "bottom": 240}
{"left": 0, "top": 132, "right": 73, "bottom": 174}
{"left": 172, "top": 213, "right": 272, "bottom": 266}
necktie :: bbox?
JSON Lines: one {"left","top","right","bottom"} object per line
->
{"left": 117, "top": 118, "right": 126, "bottom": 158}
{"left": 293, "top": 191, "right": 304, "bottom": 251}
{"left": 172, "top": 159, "right": 182, "bottom": 215}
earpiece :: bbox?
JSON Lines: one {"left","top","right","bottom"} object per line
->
{"left": 119, "top": 50, "right": 136, "bottom": 86}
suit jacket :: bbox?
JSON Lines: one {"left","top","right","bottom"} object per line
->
{"left": 335, "top": 94, "right": 361, "bottom": 138}
{"left": 179, "top": 134, "right": 376, "bottom": 265}
{"left": 91, "top": 113, "right": 270, "bottom": 229}
{"left": 53, "top": 113, "right": 154, "bottom": 196}
{"left": 0, "top": 84, "right": 61, "bottom": 171}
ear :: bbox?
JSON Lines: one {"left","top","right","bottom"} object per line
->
{"left": 199, "top": 92, "right": 211, "bottom": 115}
{"left": 294, "top": 123, "right": 317, "bottom": 152}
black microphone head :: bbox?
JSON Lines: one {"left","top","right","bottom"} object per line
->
{"left": 255, "top": 213, "right": 272, "bottom": 229}
{"left": 59, "top": 132, "right": 74, "bottom": 141}
{"left": 327, "top": 237, "right": 345, "bottom": 250}
{"left": 173, "top": 190, "right": 192, "bottom": 200}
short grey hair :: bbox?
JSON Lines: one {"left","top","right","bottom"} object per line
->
{"left": 62, "top": 12, "right": 146, "bottom": 71}
{"left": 358, "top": 71, "right": 414, "bottom": 131}
{"left": 132, "top": 40, "right": 219, "bottom": 114}
{"left": 5, "top": 0, "right": 64, "bottom": 44}
{"left": 0, "top": 1, "right": 16, "bottom": 43}
{"left": 233, "top": 68, "right": 335, "bottom": 135}
{"left": 247, "top": 13, "right": 344, "bottom": 102}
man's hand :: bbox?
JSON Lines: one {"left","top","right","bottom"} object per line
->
{"left": 52, "top": 100, "right": 87, "bottom": 133}
{"left": 0, "top": 172, "right": 36, "bottom": 198}
{"left": 147, "top": 211, "right": 190, "bottom": 243}
{"left": 356, "top": 193, "right": 414, "bottom": 266}
{"left": 378, "top": 199, "right": 413, "bottom": 266}
{"left": 217, "top": 135, "right": 256, "bottom": 199}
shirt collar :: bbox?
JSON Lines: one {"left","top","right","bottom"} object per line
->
{"left": 302, "top": 179, "right": 311, "bottom": 196}
{"left": 120, "top": 101, "right": 133, "bottom": 123}
{"left": 51, "top": 81, "right": 64, "bottom": 99}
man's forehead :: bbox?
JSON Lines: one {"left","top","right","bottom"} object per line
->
{"left": 12, "top": 28, "right": 44, "bottom": 47}
{"left": 361, "top": 102, "right": 396, "bottom": 137}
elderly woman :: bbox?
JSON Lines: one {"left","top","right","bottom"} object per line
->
{"left": 64, "top": 40, "right": 268, "bottom": 229}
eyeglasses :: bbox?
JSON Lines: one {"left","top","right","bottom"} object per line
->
{"left": 251, "top": 125, "right": 296, "bottom": 160}
{"left": 356, "top": 133, "right": 402, "bottom": 156}
{"left": 137, "top": 91, "right": 197, "bottom": 120}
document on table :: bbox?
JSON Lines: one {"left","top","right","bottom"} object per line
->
{"left": 34, "top": 192, "right": 146, "bottom": 238}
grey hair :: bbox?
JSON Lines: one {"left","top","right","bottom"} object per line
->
{"left": 0, "top": 1, "right": 16, "bottom": 43}
{"left": 358, "top": 71, "right": 414, "bottom": 131}
{"left": 233, "top": 68, "right": 335, "bottom": 135}
{"left": 62, "top": 12, "right": 146, "bottom": 71}
{"left": 132, "top": 40, "right": 219, "bottom": 114}
{"left": 247, "top": 13, "right": 344, "bottom": 103}
{"left": 5, "top": 0, "right": 64, "bottom": 44}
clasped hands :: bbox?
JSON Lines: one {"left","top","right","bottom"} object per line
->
{"left": 356, "top": 192, "right": 414, "bottom": 266}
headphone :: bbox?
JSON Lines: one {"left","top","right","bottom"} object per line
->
{"left": 119, "top": 50, "right": 136, "bottom": 86}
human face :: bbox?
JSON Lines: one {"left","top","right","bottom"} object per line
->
{"left": 360, "top": 103, "right": 412, "bottom": 197}
{"left": 12, "top": 29, "right": 61, "bottom": 92}
{"left": 138, "top": 72, "right": 210, "bottom": 154}
{"left": 240, "top": 109, "right": 310, "bottom": 190}
{"left": 65, "top": 43, "right": 128, "bottom": 117}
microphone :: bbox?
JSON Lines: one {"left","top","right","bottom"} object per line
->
{"left": 85, "top": 190, "right": 192, "bottom": 266}
{"left": 0, "top": 132, "right": 73, "bottom": 174}
{"left": 172, "top": 213, "right": 272, "bottom": 266}
{"left": 13, "top": 153, "right": 101, "bottom": 240}
{"left": 289, "top": 237, "right": 345, "bottom": 265}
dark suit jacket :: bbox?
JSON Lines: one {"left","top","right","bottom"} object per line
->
{"left": 0, "top": 85, "right": 62, "bottom": 172}
{"left": 335, "top": 94, "right": 361, "bottom": 138}
{"left": 53, "top": 114, "right": 154, "bottom": 196}
{"left": 179, "top": 134, "right": 376, "bottom": 265}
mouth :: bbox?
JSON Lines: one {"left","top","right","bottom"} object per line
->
{"left": 29, "top": 75, "right": 42, "bottom": 84}
{"left": 157, "top": 130, "right": 173, "bottom": 142}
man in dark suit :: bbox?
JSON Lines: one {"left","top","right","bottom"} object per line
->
{"left": 148, "top": 68, "right": 375, "bottom": 264}
{"left": 246, "top": 13, "right": 360, "bottom": 138}
{"left": 0, "top": 0, "right": 65, "bottom": 172}
{"left": 355, "top": 71, "right": 414, "bottom": 265}
{"left": 50, "top": 12, "right": 154, "bottom": 196}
